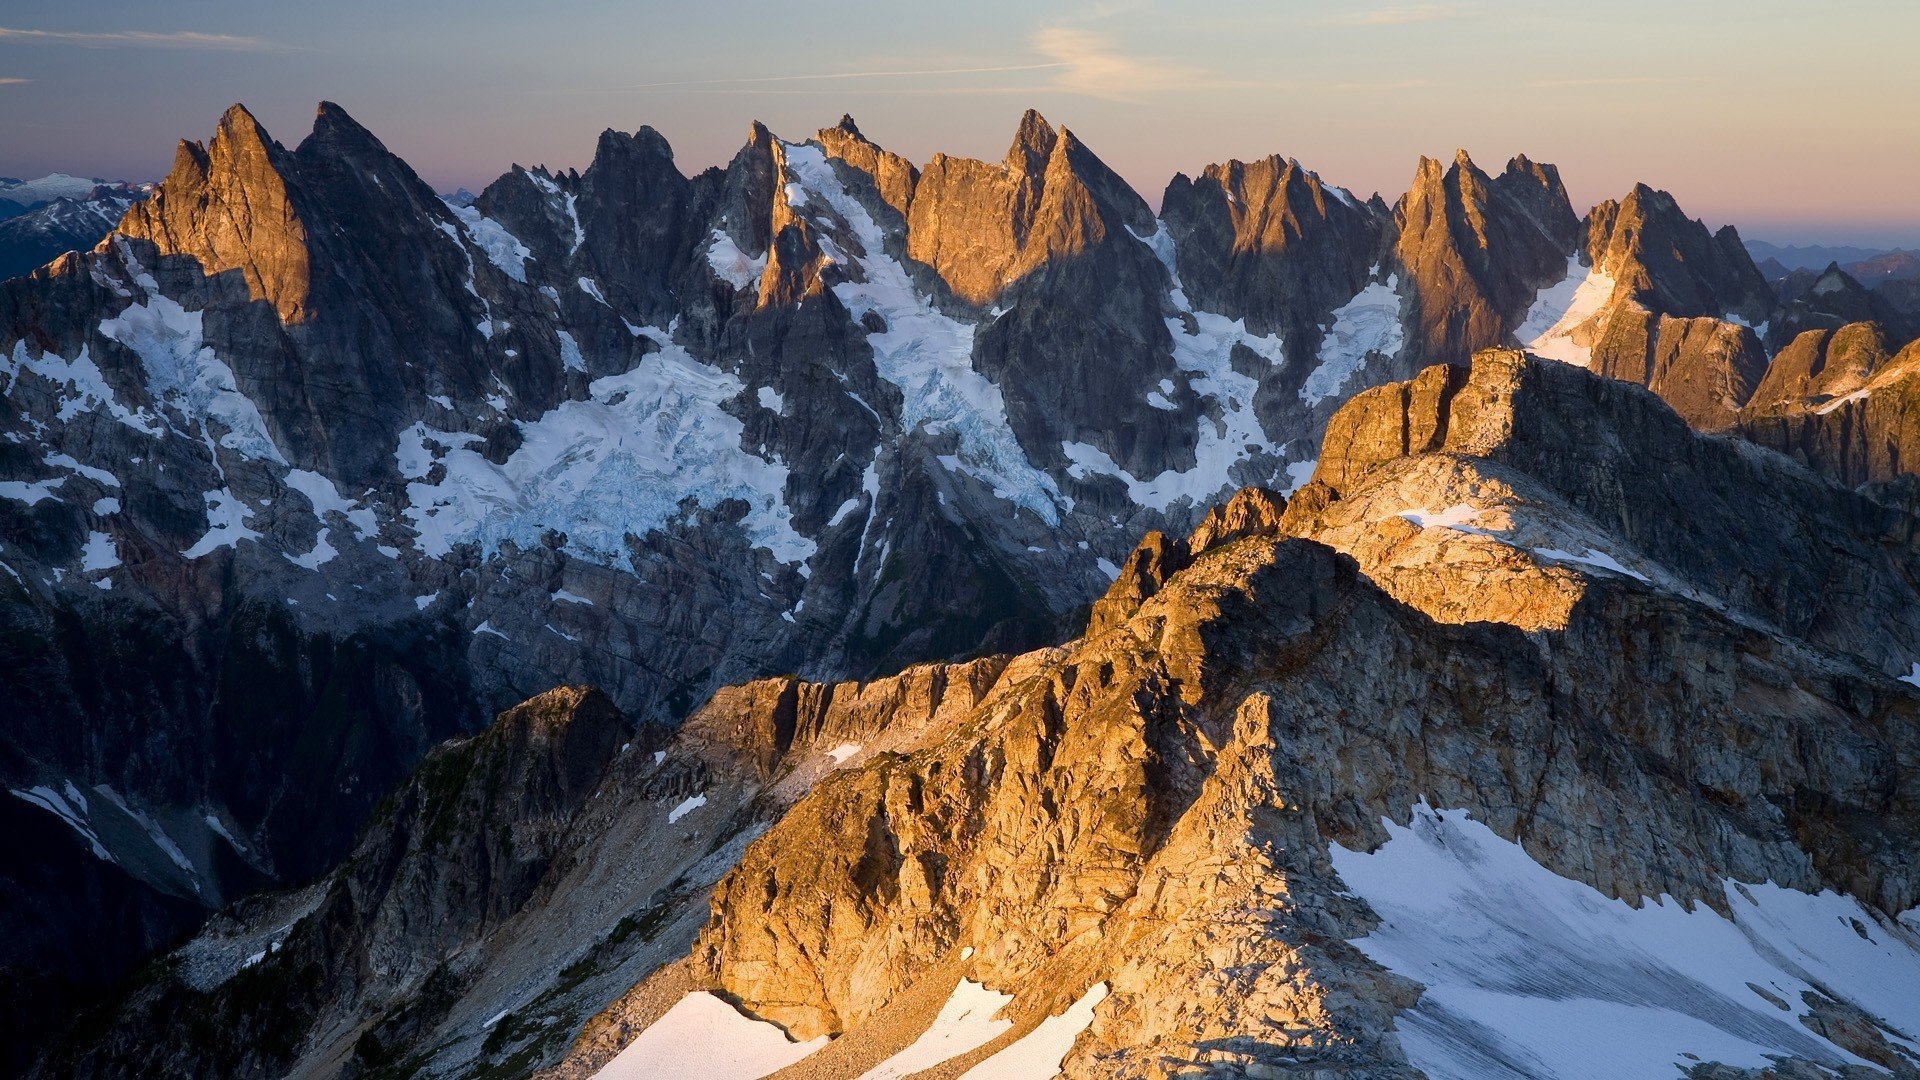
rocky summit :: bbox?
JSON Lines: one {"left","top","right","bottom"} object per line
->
{"left": 4, "top": 101, "right": 1920, "bottom": 1080}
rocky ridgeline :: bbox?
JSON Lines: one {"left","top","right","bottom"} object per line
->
{"left": 43, "top": 353, "right": 1920, "bottom": 1079}
{"left": 6, "top": 100, "right": 1920, "bottom": 1072}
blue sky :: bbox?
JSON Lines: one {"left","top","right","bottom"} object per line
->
{"left": 2, "top": 0, "right": 1916, "bottom": 246}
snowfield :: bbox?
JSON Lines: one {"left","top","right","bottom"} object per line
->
{"left": 1519, "top": 254, "right": 1617, "bottom": 368}
{"left": 1331, "top": 805, "right": 1920, "bottom": 1080}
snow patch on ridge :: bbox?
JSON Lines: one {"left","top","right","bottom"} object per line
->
{"left": 396, "top": 329, "right": 813, "bottom": 566}
{"left": 591, "top": 992, "right": 827, "bottom": 1080}
{"left": 706, "top": 229, "right": 767, "bottom": 291}
{"left": 80, "top": 530, "right": 120, "bottom": 572}
{"left": 857, "top": 979, "right": 1014, "bottom": 1080}
{"left": 182, "top": 488, "right": 261, "bottom": 558}
{"left": 284, "top": 469, "right": 376, "bottom": 539}
{"left": 1519, "top": 254, "right": 1616, "bottom": 368}
{"left": 445, "top": 202, "right": 532, "bottom": 283}
{"left": 1532, "top": 545, "right": 1650, "bottom": 582}
{"left": 957, "top": 982, "right": 1109, "bottom": 1080}
{"left": 1330, "top": 805, "right": 1920, "bottom": 1080}
{"left": 10, "top": 784, "right": 113, "bottom": 862}
{"left": 1, "top": 340, "right": 160, "bottom": 436}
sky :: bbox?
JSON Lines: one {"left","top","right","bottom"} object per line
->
{"left": 1, "top": 0, "right": 1916, "bottom": 247}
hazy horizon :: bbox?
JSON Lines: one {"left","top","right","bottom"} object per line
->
{"left": 3, "top": 0, "right": 1916, "bottom": 249}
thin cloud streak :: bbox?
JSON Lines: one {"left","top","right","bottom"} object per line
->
{"left": 0, "top": 77, "right": 28, "bottom": 85}
{"left": 0, "top": 26, "right": 277, "bottom": 50}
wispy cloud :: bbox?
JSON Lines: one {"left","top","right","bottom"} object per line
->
{"left": 1031, "top": 25, "right": 1202, "bottom": 100}
{"left": 0, "top": 77, "right": 27, "bottom": 85}
{"left": 0, "top": 26, "right": 277, "bottom": 50}
{"left": 1325, "top": 3, "right": 1479, "bottom": 26}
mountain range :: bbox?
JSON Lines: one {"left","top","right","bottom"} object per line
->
{"left": 3, "top": 102, "right": 1919, "bottom": 1079}
{"left": 0, "top": 176, "right": 146, "bottom": 281}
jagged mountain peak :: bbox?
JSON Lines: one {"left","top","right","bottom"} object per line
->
{"left": 20, "top": 99, "right": 1920, "bottom": 1079}
{"left": 305, "top": 99, "right": 373, "bottom": 143}
{"left": 1006, "top": 106, "right": 1060, "bottom": 171}
{"left": 118, "top": 101, "right": 313, "bottom": 322}
{"left": 212, "top": 101, "right": 274, "bottom": 150}
{"left": 815, "top": 112, "right": 918, "bottom": 219}
{"left": 906, "top": 108, "right": 1155, "bottom": 306}
{"left": 1586, "top": 182, "right": 1772, "bottom": 323}
{"left": 1394, "top": 145, "right": 1578, "bottom": 364}
{"left": 1159, "top": 152, "right": 1382, "bottom": 340}
{"left": 594, "top": 123, "right": 676, "bottom": 166}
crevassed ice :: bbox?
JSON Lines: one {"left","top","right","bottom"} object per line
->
{"left": 444, "top": 201, "right": 532, "bottom": 283}
{"left": 1519, "top": 254, "right": 1616, "bottom": 368}
{"left": 1304, "top": 276, "right": 1405, "bottom": 405}
{"left": 397, "top": 331, "right": 813, "bottom": 566}
{"left": 100, "top": 286, "right": 285, "bottom": 465}
{"left": 1058, "top": 224, "right": 1283, "bottom": 513}
{"left": 1330, "top": 805, "right": 1920, "bottom": 1080}
{"left": 778, "top": 141, "right": 1066, "bottom": 525}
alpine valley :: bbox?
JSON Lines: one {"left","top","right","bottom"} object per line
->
{"left": 4, "top": 101, "right": 1920, "bottom": 1079}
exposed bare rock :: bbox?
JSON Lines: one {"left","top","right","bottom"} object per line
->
{"left": 1767, "top": 263, "right": 1918, "bottom": 354}
{"left": 118, "top": 104, "right": 313, "bottom": 322}
{"left": 42, "top": 658, "right": 1017, "bottom": 1080}
{"left": 815, "top": 115, "right": 918, "bottom": 223}
{"left": 1586, "top": 185, "right": 1773, "bottom": 326}
{"left": 1393, "top": 150, "right": 1580, "bottom": 364}
{"left": 1159, "top": 155, "right": 1385, "bottom": 341}
{"left": 1309, "top": 348, "right": 1920, "bottom": 670}
{"left": 537, "top": 353, "right": 1920, "bottom": 1079}
{"left": 18, "top": 97, "right": 1920, "bottom": 1080}
{"left": 1587, "top": 306, "right": 1769, "bottom": 429}
{"left": 1518, "top": 181, "right": 1778, "bottom": 429}
{"left": 1740, "top": 338, "right": 1920, "bottom": 487}
{"left": 906, "top": 109, "right": 1153, "bottom": 307}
